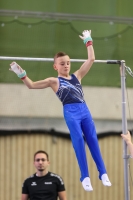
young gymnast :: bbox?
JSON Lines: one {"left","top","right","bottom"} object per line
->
{"left": 9, "top": 29, "right": 111, "bottom": 191}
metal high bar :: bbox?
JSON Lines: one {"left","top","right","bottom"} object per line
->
{"left": 0, "top": 56, "right": 122, "bottom": 64}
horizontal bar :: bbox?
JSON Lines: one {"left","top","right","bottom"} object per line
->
{"left": 107, "top": 60, "right": 122, "bottom": 64}
{"left": 0, "top": 56, "right": 54, "bottom": 62}
{"left": 0, "top": 56, "right": 123, "bottom": 64}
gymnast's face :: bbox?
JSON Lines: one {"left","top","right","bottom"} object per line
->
{"left": 34, "top": 153, "right": 50, "bottom": 172}
{"left": 53, "top": 55, "right": 71, "bottom": 76}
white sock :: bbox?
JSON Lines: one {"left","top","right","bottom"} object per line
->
{"left": 101, "top": 174, "right": 112, "bottom": 186}
{"left": 82, "top": 177, "right": 93, "bottom": 191}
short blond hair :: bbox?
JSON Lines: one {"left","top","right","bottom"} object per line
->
{"left": 54, "top": 52, "right": 68, "bottom": 63}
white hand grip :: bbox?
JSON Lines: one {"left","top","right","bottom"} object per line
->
{"left": 11, "top": 62, "right": 22, "bottom": 75}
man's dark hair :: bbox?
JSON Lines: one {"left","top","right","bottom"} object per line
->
{"left": 54, "top": 52, "right": 68, "bottom": 63}
{"left": 34, "top": 150, "right": 49, "bottom": 161}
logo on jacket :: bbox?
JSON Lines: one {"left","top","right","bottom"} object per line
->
{"left": 44, "top": 182, "right": 52, "bottom": 184}
{"left": 31, "top": 182, "right": 37, "bottom": 186}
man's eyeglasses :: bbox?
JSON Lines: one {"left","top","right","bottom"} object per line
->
{"left": 35, "top": 158, "right": 47, "bottom": 162}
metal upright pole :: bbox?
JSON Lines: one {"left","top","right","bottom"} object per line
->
{"left": 120, "top": 61, "right": 130, "bottom": 200}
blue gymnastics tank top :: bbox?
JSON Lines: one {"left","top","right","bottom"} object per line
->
{"left": 56, "top": 74, "right": 85, "bottom": 105}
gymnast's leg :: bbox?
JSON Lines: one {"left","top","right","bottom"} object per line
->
{"left": 81, "top": 104, "right": 111, "bottom": 186}
{"left": 63, "top": 104, "right": 93, "bottom": 191}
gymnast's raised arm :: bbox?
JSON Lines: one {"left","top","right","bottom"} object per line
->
{"left": 74, "top": 30, "right": 95, "bottom": 82}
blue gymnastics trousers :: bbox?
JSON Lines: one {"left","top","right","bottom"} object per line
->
{"left": 63, "top": 102, "right": 106, "bottom": 181}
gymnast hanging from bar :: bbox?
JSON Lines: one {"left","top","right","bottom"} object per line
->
{"left": 9, "top": 29, "right": 111, "bottom": 191}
